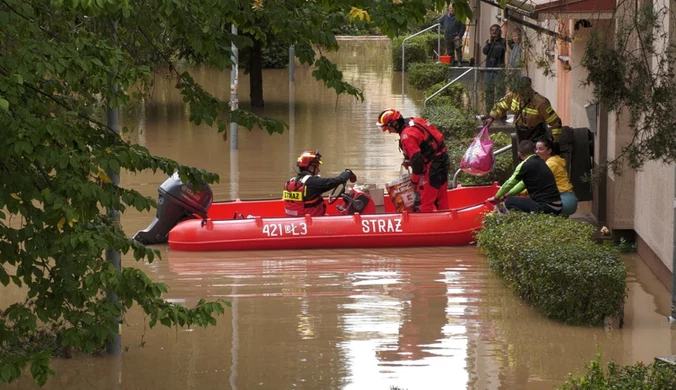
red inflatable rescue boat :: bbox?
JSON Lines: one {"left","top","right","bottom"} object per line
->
{"left": 133, "top": 174, "right": 499, "bottom": 252}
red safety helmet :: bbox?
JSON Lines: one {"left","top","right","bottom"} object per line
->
{"left": 297, "top": 150, "right": 323, "bottom": 169}
{"left": 376, "top": 108, "right": 402, "bottom": 131}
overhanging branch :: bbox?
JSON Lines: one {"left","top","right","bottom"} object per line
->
{"left": 478, "top": 0, "right": 572, "bottom": 42}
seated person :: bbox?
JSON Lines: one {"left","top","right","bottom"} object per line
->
{"left": 535, "top": 137, "right": 578, "bottom": 216}
{"left": 487, "top": 140, "right": 562, "bottom": 215}
{"left": 283, "top": 150, "right": 356, "bottom": 217}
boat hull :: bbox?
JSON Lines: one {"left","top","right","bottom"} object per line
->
{"left": 167, "top": 184, "right": 499, "bottom": 252}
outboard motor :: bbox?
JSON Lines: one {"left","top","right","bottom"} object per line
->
{"left": 133, "top": 173, "right": 213, "bottom": 245}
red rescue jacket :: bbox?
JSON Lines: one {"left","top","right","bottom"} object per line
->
{"left": 399, "top": 118, "right": 447, "bottom": 183}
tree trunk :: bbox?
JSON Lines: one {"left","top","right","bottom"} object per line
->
{"left": 249, "top": 40, "right": 264, "bottom": 108}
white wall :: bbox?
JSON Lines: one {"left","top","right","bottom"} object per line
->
{"left": 634, "top": 163, "right": 675, "bottom": 272}
{"left": 523, "top": 18, "right": 559, "bottom": 108}
{"left": 568, "top": 21, "right": 611, "bottom": 129}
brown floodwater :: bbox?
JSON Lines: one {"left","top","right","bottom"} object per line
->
{"left": 4, "top": 39, "right": 676, "bottom": 390}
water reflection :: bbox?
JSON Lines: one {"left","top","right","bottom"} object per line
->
{"left": 119, "top": 40, "right": 423, "bottom": 203}
{"left": 4, "top": 40, "right": 676, "bottom": 390}
{"left": 5, "top": 248, "right": 676, "bottom": 390}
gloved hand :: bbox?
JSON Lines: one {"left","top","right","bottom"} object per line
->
{"left": 402, "top": 159, "right": 411, "bottom": 169}
{"left": 487, "top": 196, "right": 505, "bottom": 204}
{"left": 483, "top": 117, "right": 494, "bottom": 128}
{"left": 413, "top": 191, "right": 421, "bottom": 212}
{"left": 345, "top": 169, "right": 357, "bottom": 183}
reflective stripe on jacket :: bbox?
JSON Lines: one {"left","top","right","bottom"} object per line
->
{"left": 283, "top": 175, "right": 325, "bottom": 217}
{"left": 490, "top": 91, "right": 562, "bottom": 138}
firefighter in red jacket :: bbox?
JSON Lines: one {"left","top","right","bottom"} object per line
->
{"left": 283, "top": 150, "right": 356, "bottom": 217}
{"left": 376, "top": 109, "right": 451, "bottom": 212}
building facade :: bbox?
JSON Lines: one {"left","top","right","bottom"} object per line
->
{"left": 468, "top": 0, "right": 675, "bottom": 289}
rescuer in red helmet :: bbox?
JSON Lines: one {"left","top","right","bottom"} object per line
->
{"left": 377, "top": 109, "right": 450, "bottom": 212}
{"left": 283, "top": 150, "right": 357, "bottom": 217}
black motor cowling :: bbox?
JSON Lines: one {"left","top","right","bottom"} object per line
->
{"left": 133, "top": 173, "right": 213, "bottom": 245}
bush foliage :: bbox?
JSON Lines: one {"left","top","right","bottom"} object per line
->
{"left": 391, "top": 33, "right": 439, "bottom": 71}
{"left": 558, "top": 354, "right": 676, "bottom": 389}
{"left": 477, "top": 213, "right": 627, "bottom": 326}
{"left": 407, "top": 62, "right": 449, "bottom": 90}
{"left": 424, "top": 82, "right": 468, "bottom": 108}
{"left": 421, "top": 101, "right": 474, "bottom": 137}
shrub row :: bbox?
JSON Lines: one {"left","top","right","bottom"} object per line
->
{"left": 558, "top": 354, "right": 676, "bottom": 389}
{"left": 477, "top": 212, "right": 627, "bottom": 326}
{"left": 407, "top": 62, "right": 449, "bottom": 90}
{"left": 424, "top": 82, "right": 468, "bottom": 108}
{"left": 391, "top": 33, "right": 439, "bottom": 71}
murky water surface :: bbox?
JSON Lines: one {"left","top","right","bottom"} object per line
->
{"left": 4, "top": 39, "right": 676, "bottom": 390}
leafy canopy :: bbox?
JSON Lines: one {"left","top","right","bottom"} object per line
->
{"left": 0, "top": 0, "right": 470, "bottom": 385}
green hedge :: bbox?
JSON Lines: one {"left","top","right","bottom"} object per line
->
{"left": 424, "top": 82, "right": 468, "bottom": 108}
{"left": 559, "top": 354, "right": 676, "bottom": 389}
{"left": 391, "top": 33, "right": 439, "bottom": 71}
{"left": 477, "top": 213, "right": 627, "bottom": 326}
{"left": 407, "top": 62, "right": 449, "bottom": 90}
{"left": 420, "top": 99, "right": 474, "bottom": 137}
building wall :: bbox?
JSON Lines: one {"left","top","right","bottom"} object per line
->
{"left": 634, "top": 163, "right": 675, "bottom": 273}
{"left": 606, "top": 110, "right": 636, "bottom": 230}
{"left": 568, "top": 20, "right": 612, "bottom": 129}
{"left": 471, "top": 1, "right": 675, "bottom": 282}
{"left": 633, "top": 0, "right": 676, "bottom": 277}
{"left": 526, "top": 18, "right": 559, "bottom": 109}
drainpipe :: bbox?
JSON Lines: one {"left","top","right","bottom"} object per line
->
{"left": 230, "top": 24, "right": 239, "bottom": 150}
{"left": 671, "top": 165, "right": 676, "bottom": 321}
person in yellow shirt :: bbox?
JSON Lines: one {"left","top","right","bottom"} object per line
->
{"left": 535, "top": 138, "right": 578, "bottom": 216}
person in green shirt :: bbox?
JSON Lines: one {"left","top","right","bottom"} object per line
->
{"left": 487, "top": 140, "right": 562, "bottom": 215}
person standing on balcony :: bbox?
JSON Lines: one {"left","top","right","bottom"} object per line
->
{"left": 438, "top": 4, "right": 466, "bottom": 67}
{"left": 508, "top": 28, "right": 522, "bottom": 75}
{"left": 483, "top": 24, "right": 507, "bottom": 114}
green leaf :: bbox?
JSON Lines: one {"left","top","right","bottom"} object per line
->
{"left": 0, "top": 97, "right": 9, "bottom": 112}
{"left": 0, "top": 267, "right": 9, "bottom": 286}
{"left": 1, "top": 364, "right": 12, "bottom": 382}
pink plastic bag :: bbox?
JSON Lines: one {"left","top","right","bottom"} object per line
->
{"left": 460, "top": 126, "right": 494, "bottom": 176}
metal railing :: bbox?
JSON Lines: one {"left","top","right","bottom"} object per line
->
{"left": 423, "top": 68, "right": 473, "bottom": 107}
{"left": 451, "top": 144, "right": 513, "bottom": 189}
{"left": 402, "top": 23, "right": 440, "bottom": 97}
{"left": 420, "top": 67, "right": 523, "bottom": 109}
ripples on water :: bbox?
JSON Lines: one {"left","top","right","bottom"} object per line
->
{"left": 4, "top": 40, "right": 676, "bottom": 390}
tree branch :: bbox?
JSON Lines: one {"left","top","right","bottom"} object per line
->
{"left": 1, "top": 0, "right": 66, "bottom": 43}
